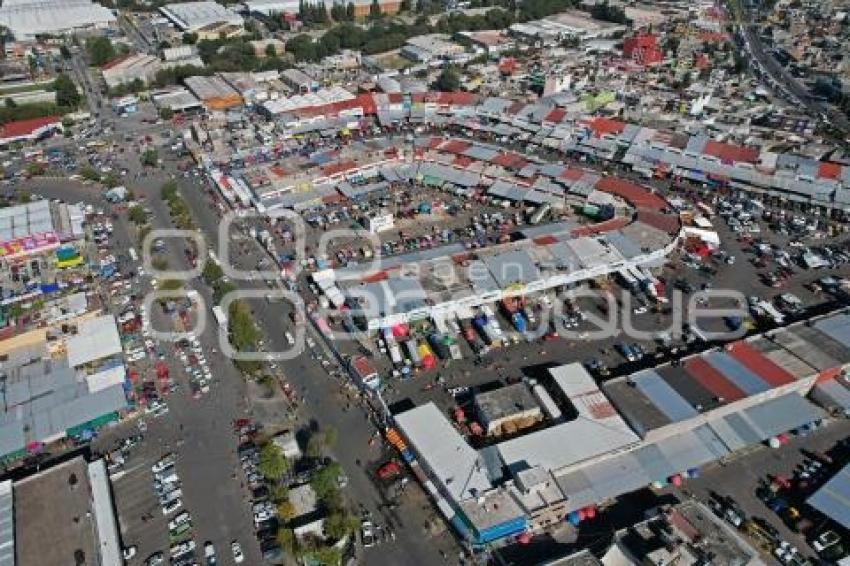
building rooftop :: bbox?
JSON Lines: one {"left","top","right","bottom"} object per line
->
{"left": 66, "top": 315, "right": 122, "bottom": 368}
{"left": 0, "top": 0, "right": 115, "bottom": 39}
{"left": 807, "top": 462, "right": 850, "bottom": 530}
{"left": 15, "top": 457, "right": 99, "bottom": 566}
{"left": 159, "top": 1, "right": 243, "bottom": 31}
{"left": 395, "top": 402, "right": 492, "bottom": 502}
{"left": 474, "top": 383, "right": 541, "bottom": 424}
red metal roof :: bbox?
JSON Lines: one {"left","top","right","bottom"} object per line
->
{"left": 0, "top": 115, "right": 61, "bottom": 139}
{"left": 818, "top": 162, "right": 842, "bottom": 180}
{"left": 586, "top": 117, "right": 626, "bottom": 137}
{"left": 726, "top": 341, "right": 795, "bottom": 387}
{"left": 543, "top": 108, "right": 566, "bottom": 124}
{"left": 560, "top": 168, "right": 585, "bottom": 181}
{"left": 533, "top": 235, "right": 558, "bottom": 245}
{"left": 361, "top": 271, "right": 388, "bottom": 283}
{"left": 684, "top": 357, "right": 745, "bottom": 403}
{"left": 703, "top": 140, "right": 759, "bottom": 164}
{"left": 595, "top": 176, "right": 668, "bottom": 211}
{"left": 452, "top": 155, "right": 473, "bottom": 168}
{"left": 491, "top": 152, "right": 526, "bottom": 169}
{"left": 441, "top": 139, "right": 472, "bottom": 154}
{"left": 100, "top": 55, "right": 130, "bottom": 70}
{"left": 635, "top": 210, "right": 680, "bottom": 234}
{"left": 427, "top": 137, "right": 443, "bottom": 149}
{"left": 320, "top": 160, "right": 357, "bottom": 177}
{"left": 570, "top": 217, "right": 629, "bottom": 237}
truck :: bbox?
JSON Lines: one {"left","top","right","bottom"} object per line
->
{"left": 473, "top": 314, "right": 491, "bottom": 345}
{"left": 428, "top": 333, "right": 450, "bottom": 360}
{"left": 350, "top": 356, "right": 380, "bottom": 389}
{"left": 388, "top": 341, "right": 403, "bottom": 366}
{"left": 404, "top": 339, "right": 421, "bottom": 366}
{"left": 212, "top": 305, "right": 228, "bottom": 327}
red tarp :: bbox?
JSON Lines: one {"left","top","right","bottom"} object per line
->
{"left": 684, "top": 357, "right": 746, "bottom": 402}
{"left": 726, "top": 341, "right": 795, "bottom": 387}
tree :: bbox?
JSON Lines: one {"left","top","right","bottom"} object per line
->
{"left": 182, "top": 32, "right": 198, "bottom": 44}
{"left": 277, "top": 528, "right": 296, "bottom": 554}
{"left": 59, "top": 45, "right": 71, "bottom": 59}
{"left": 271, "top": 484, "right": 289, "bottom": 503}
{"left": 159, "top": 107, "right": 174, "bottom": 120}
{"left": 400, "top": 0, "right": 412, "bottom": 11}
{"left": 85, "top": 36, "right": 116, "bottom": 66}
{"left": 325, "top": 512, "right": 358, "bottom": 541}
{"left": 265, "top": 43, "right": 278, "bottom": 58}
{"left": 79, "top": 165, "right": 100, "bottom": 182}
{"left": 202, "top": 260, "right": 224, "bottom": 284}
{"left": 434, "top": 65, "right": 461, "bottom": 91}
{"left": 369, "top": 0, "right": 382, "bottom": 19}
{"left": 277, "top": 500, "right": 296, "bottom": 521}
{"left": 53, "top": 73, "right": 81, "bottom": 109}
{"left": 4, "top": 98, "right": 15, "bottom": 109}
{"left": 141, "top": 148, "right": 159, "bottom": 167}
{"left": 310, "top": 462, "right": 343, "bottom": 502}
{"left": 258, "top": 443, "right": 289, "bottom": 480}
{"left": 102, "top": 172, "right": 121, "bottom": 188}
{"left": 128, "top": 205, "right": 147, "bottom": 225}
{"left": 346, "top": 2, "right": 355, "bottom": 19}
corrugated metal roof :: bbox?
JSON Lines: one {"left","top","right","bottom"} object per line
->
{"left": 633, "top": 369, "right": 699, "bottom": 422}
{"left": 66, "top": 315, "right": 122, "bottom": 368}
{"left": 703, "top": 352, "right": 769, "bottom": 396}
{"left": 0, "top": 480, "right": 12, "bottom": 566}
{"left": 743, "top": 393, "right": 825, "bottom": 439}
{"left": 814, "top": 314, "right": 850, "bottom": 349}
{"left": 396, "top": 403, "right": 492, "bottom": 501}
{"left": 813, "top": 379, "right": 850, "bottom": 410}
{"left": 807, "top": 463, "right": 850, "bottom": 529}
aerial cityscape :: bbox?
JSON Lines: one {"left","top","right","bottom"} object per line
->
{"left": 0, "top": 0, "right": 848, "bottom": 564}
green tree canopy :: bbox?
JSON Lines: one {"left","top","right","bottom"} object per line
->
{"left": 85, "top": 36, "right": 116, "bottom": 66}
{"left": 258, "top": 443, "right": 290, "bottom": 480}
{"left": 434, "top": 65, "right": 461, "bottom": 91}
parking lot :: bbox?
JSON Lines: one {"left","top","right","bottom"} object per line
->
{"left": 671, "top": 418, "right": 850, "bottom": 564}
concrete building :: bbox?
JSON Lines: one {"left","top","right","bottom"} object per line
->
{"left": 242, "top": 0, "right": 298, "bottom": 15}
{"left": 280, "top": 68, "right": 318, "bottom": 94}
{"left": 0, "top": 0, "right": 116, "bottom": 40}
{"left": 184, "top": 75, "right": 243, "bottom": 110}
{"left": 250, "top": 38, "right": 286, "bottom": 57}
{"left": 474, "top": 383, "right": 543, "bottom": 436}
{"left": 159, "top": 1, "right": 244, "bottom": 32}
{"left": 101, "top": 54, "right": 162, "bottom": 89}
{"left": 394, "top": 303, "right": 845, "bottom": 546}
{"left": 151, "top": 87, "right": 203, "bottom": 113}
{"left": 11, "top": 457, "right": 121, "bottom": 566}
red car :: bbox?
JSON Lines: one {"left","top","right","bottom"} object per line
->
{"left": 376, "top": 461, "right": 402, "bottom": 480}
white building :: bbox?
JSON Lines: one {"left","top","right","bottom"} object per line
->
{"left": 0, "top": 0, "right": 116, "bottom": 40}
{"left": 159, "top": 1, "right": 244, "bottom": 32}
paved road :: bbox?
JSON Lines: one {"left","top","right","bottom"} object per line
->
{"left": 734, "top": 1, "right": 850, "bottom": 136}
{"left": 167, "top": 156, "right": 461, "bottom": 564}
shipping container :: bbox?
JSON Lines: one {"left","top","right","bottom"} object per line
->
{"left": 428, "top": 333, "right": 450, "bottom": 359}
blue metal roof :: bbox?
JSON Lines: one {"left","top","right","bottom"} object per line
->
{"left": 807, "top": 463, "right": 850, "bottom": 529}
{"left": 633, "top": 370, "right": 698, "bottom": 422}
{"left": 703, "top": 352, "right": 769, "bottom": 396}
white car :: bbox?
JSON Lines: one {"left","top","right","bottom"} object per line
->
{"left": 231, "top": 541, "right": 244, "bottom": 563}
{"left": 167, "top": 511, "right": 191, "bottom": 531}
{"left": 152, "top": 454, "right": 175, "bottom": 474}
{"left": 361, "top": 520, "right": 376, "bottom": 548}
{"left": 161, "top": 498, "right": 182, "bottom": 515}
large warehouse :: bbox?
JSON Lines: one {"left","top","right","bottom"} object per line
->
{"left": 0, "top": 0, "right": 116, "bottom": 40}
{"left": 393, "top": 310, "right": 850, "bottom": 546}
{"left": 159, "top": 1, "right": 244, "bottom": 32}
